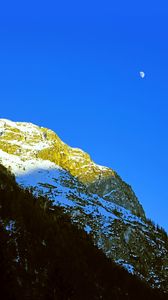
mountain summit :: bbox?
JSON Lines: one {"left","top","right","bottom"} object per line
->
{"left": 0, "top": 118, "right": 167, "bottom": 293}
{"left": 0, "top": 119, "right": 144, "bottom": 216}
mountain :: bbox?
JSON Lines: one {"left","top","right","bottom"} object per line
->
{"left": 0, "top": 163, "right": 167, "bottom": 300}
{"left": 0, "top": 118, "right": 168, "bottom": 294}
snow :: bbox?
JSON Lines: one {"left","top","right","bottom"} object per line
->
{"left": 84, "top": 225, "right": 92, "bottom": 233}
{"left": 15, "top": 161, "right": 144, "bottom": 232}
{"left": 103, "top": 190, "right": 115, "bottom": 197}
{"left": 0, "top": 146, "right": 146, "bottom": 239}
{"left": 0, "top": 119, "right": 39, "bottom": 136}
{"left": 16, "top": 123, "right": 39, "bottom": 134}
{"left": 16, "top": 163, "right": 145, "bottom": 235}
{"left": 5, "top": 139, "right": 51, "bottom": 151}
{"left": 115, "top": 259, "right": 135, "bottom": 274}
{"left": 0, "top": 128, "right": 148, "bottom": 258}
{"left": 122, "top": 263, "right": 134, "bottom": 274}
{"left": 0, "top": 119, "right": 19, "bottom": 129}
{"left": 0, "top": 149, "right": 59, "bottom": 176}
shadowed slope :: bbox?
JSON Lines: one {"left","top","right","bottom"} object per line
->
{"left": 0, "top": 164, "right": 167, "bottom": 300}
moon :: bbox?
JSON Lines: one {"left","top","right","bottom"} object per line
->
{"left": 139, "top": 71, "right": 145, "bottom": 78}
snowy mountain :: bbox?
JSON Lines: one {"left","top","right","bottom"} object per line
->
{"left": 0, "top": 118, "right": 167, "bottom": 293}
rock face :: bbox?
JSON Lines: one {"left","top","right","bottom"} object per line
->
{"left": 0, "top": 118, "right": 168, "bottom": 293}
{"left": 87, "top": 173, "right": 145, "bottom": 218}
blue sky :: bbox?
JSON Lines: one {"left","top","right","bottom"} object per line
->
{"left": 0, "top": 1, "right": 168, "bottom": 231}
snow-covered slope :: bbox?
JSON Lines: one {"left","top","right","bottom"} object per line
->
{"left": 0, "top": 118, "right": 168, "bottom": 292}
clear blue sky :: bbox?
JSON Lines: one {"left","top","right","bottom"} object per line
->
{"left": 0, "top": 1, "right": 168, "bottom": 231}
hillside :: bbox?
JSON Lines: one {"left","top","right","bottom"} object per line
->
{"left": 0, "top": 118, "right": 168, "bottom": 293}
{"left": 0, "top": 163, "right": 167, "bottom": 300}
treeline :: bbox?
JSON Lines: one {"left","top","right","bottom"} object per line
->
{"left": 146, "top": 217, "right": 168, "bottom": 242}
{"left": 0, "top": 164, "right": 167, "bottom": 300}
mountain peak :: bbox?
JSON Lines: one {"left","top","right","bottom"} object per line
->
{"left": 0, "top": 118, "right": 144, "bottom": 216}
{"left": 0, "top": 118, "right": 114, "bottom": 182}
